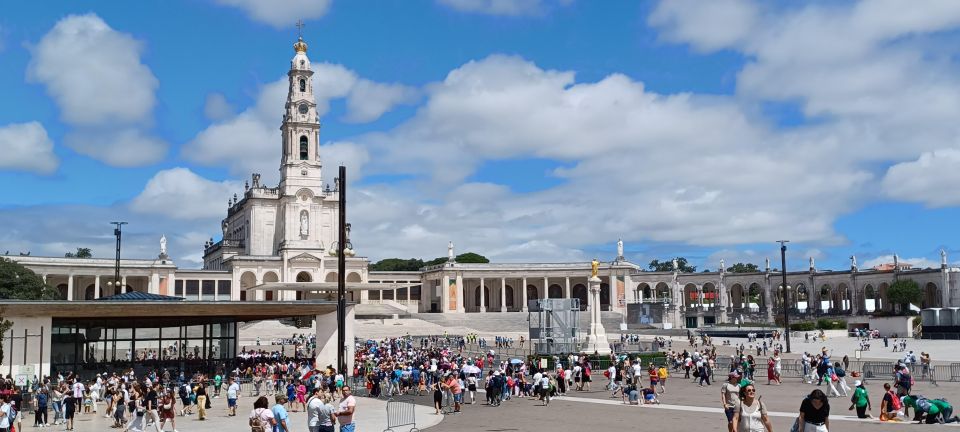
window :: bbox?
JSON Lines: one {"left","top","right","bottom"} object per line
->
{"left": 299, "top": 79, "right": 306, "bottom": 92}
{"left": 300, "top": 136, "right": 308, "bottom": 160}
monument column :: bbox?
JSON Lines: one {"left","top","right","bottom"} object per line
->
{"left": 500, "top": 277, "right": 507, "bottom": 312}
{"left": 479, "top": 277, "right": 486, "bottom": 313}
{"left": 521, "top": 277, "right": 528, "bottom": 312}
{"left": 583, "top": 260, "right": 612, "bottom": 355}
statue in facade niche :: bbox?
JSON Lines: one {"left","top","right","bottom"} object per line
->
{"left": 300, "top": 211, "right": 309, "bottom": 236}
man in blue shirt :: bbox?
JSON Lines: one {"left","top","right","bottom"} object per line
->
{"left": 272, "top": 395, "right": 290, "bottom": 432}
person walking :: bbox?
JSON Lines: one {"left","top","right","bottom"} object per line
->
{"left": 195, "top": 381, "right": 208, "bottom": 420}
{"left": 722, "top": 372, "right": 742, "bottom": 432}
{"left": 271, "top": 395, "right": 290, "bottom": 432}
{"left": 227, "top": 377, "right": 241, "bottom": 416}
{"left": 732, "top": 384, "right": 773, "bottom": 432}
{"left": 157, "top": 389, "right": 177, "bottom": 432}
{"left": 34, "top": 388, "right": 48, "bottom": 427}
{"left": 334, "top": 386, "right": 357, "bottom": 432}
{"left": 798, "top": 389, "right": 830, "bottom": 432}
{"left": 248, "top": 396, "right": 276, "bottom": 432}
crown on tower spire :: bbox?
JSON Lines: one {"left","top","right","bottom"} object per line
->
{"left": 294, "top": 19, "right": 308, "bottom": 53}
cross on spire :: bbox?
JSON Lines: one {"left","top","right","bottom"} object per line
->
{"left": 296, "top": 19, "right": 305, "bottom": 38}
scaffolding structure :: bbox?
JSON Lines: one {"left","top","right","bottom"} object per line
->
{"left": 527, "top": 298, "right": 580, "bottom": 355}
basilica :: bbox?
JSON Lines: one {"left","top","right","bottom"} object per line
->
{"left": 6, "top": 36, "right": 960, "bottom": 332}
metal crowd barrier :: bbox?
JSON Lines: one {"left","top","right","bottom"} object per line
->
{"left": 383, "top": 398, "right": 419, "bottom": 432}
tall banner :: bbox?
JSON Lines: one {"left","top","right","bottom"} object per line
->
{"left": 448, "top": 278, "right": 458, "bottom": 311}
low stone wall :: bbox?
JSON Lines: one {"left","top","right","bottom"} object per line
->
{"left": 868, "top": 315, "right": 915, "bottom": 337}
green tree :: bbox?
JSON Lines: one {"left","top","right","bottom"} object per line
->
{"left": 888, "top": 279, "right": 923, "bottom": 313}
{"left": 454, "top": 252, "right": 489, "bottom": 264}
{"left": 726, "top": 262, "right": 760, "bottom": 273}
{"left": 0, "top": 258, "right": 59, "bottom": 300}
{"left": 423, "top": 252, "right": 490, "bottom": 267}
{"left": 648, "top": 257, "right": 696, "bottom": 273}
{"left": 64, "top": 247, "right": 92, "bottom": 258}
{"left": 369, "top": 258, "right": 425, "bottom": 272}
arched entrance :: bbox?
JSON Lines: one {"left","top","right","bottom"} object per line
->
{"left": 85, "top": 284, "right": 96, "bottom": 300}
{"left": 473, "top": 285, "right": 490, "bottom": 312}
{"left": 863, "top": 285, "right": 876, "bottom": 312}
{"left": 263, "top": 271, "right": 279, "bottom": 301}
{"left": 600, "top": 283, "right": 610, "bottom": 311}
{"left": 923, "top": 282, "right": 940, "bottom": 308}
{"left": 240, "top": 271, "right": 257, "bottom": 301}
{"left": 702, "top": 283, "right": 717, "bottom": 309}
{"left": 820, "top": 284, "right": 833, "bottom": 312}
{"left": 796, "top": 284, "right": 808, "bottom": 312}
{"left": 57, "top": 283, "right": 68, "bottom": 300}
{"left": 683, "top": 283, "right": 698, "bottom": 308}
{"left": 504, "top": 285, "right": 515, "bottom": 310}
{"left": 572, "top": 284, "right": 588, "bottom": 311}
{"left": 730, "top": 284, "right": 745, "bottom": 309}
{"left": 655, "top": 282, "right": 671, "bottom": 303}
{"left": 748, "top": 283, "right": 763, "bottom": 310}
{"left": 878, "top": 282, "right": 890, "bottom": 312}
{"left": 548, "top": 284, "right": 563, "bottom": 299}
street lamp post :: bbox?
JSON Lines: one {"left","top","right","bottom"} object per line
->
{"left": 336, "top": 166, "right": 347, "bottom": 375}
{"left": 778, "top": 240, "right": 791, "bottom": 353}
{"left": 111, "top": 221, "right": 127, "bottom": 293}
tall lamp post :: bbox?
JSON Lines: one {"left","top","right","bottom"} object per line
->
{"left": 336, "top": 166, "right": 349, "bottom": 375}
{"left": 109, "top": 222, "right": 127, "bottom": 293}
{"left": 777, "top": 240, "right": 791, "bottom": 353}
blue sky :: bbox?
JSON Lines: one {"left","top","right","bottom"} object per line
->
{"left": 2, "top": 0, "right": 960, "bottom": 270}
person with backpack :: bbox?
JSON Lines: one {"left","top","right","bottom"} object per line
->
{"left": 248, "top": 396, "right": 276, "bottom": 432}
{"left": 0, "top": 394, "right": 14, "bottom": 432}
{"left": 894, "top": 366, "right": 913, "bottom": 397}
{"left": 832, "top": 362, "right": 850, "bottom": 396}
{"left": 879, "top": 383, "right": 903, "bottom": 421}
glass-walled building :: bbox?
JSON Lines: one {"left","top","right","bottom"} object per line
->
{"left": 51, "top": 317, "right": 237, "bottom": 377}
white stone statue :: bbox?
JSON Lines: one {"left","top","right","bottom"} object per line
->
{"left": 617, "top": 238, "right": 624, "bottom": 258}
{"left": 672, "top": 258, "right": 678, "bottom": 271}
{"left": 942, "top": 249, "right": 947, "bottom": 267}
{"left": 893, "top": 253, "right": 899, "bottom": 269}
{"left": 765, "top": 257, "right": 770, "bottom": 271}
{"left": 448, "top": 241, "right": 454, "bottom": 261}
{"left": 720, "top": 258, "right": 725, "bottom": 272}
{"left": 850, "top": 255, "right": 857, "bottom": 269}
{"left": 299, "top": 211, "right": 309, "bottom": 236}
{"left": 809, "top": 256, "right": 815, "bottom": 269}
{"left": 159, "top": 235, "right": 167, "bottom": 256}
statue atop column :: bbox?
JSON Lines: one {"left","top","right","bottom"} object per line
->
{"left": 448, "top": 241, "right": 455, "bottom": 262}
{"left": 159, "top": 234, "right": 168, "bottom": 259}
{"left": 850, "top": 255, "right": 857, "bottom": 270}
{"left": 893, "top": 253, "right": 899, "bottom": 270}
{"left": 616, "top": 239, "right": 624, "bottom": 260}
{"left": 672, "top": 258, "right": 678, "bottom": 272}
{"left": 809, "top": 256, "right": 815, "bottom": 270}
{"left": 720, "top": 258, "right": 725, "bottom": 273}
{"left": 942, "top": 249, "right": 947, "bottom": 268}
{"left": 591, "top": 258, "right": 600, "bottom": 279}
{"left": 765, "top": 257, "right": 770, "bottom": 272}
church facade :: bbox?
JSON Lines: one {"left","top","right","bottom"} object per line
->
{"left": 5, "top": 36, "right": 960, "bottom": 331}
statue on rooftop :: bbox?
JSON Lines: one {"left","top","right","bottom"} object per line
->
{"left": 591, "top": 258, "right": 600, "bottom": 278}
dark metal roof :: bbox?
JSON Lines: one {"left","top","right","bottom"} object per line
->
{"left": 95, "top": 292, "right": 185, "bottom": 302}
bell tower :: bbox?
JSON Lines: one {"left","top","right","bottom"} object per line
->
{"left": 279, "top": 33, "right": 323, "bottom": 197}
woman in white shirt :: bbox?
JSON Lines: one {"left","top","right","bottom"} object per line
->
{"left": 732, "top": 384, "right": 773, "bottom": 432}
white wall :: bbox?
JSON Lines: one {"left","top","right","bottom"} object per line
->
{"left": 315, "top": 306, "right": 355, "bottom": 375}
{"left": 0, "top": 316, "right": 53, "bottom": 378}
{"left": 868, "top": 316, "right": 916, "bottom": 338}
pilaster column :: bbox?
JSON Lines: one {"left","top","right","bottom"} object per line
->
{"left": 521, "top": 277, "right": 528, "bottom": 312}
{"left": 565, "top": 277, "right": 571, "bottom": 299}
{"left": 150, "top": 273, "right": 160, "bottom": 294}
{"left": 479, "top": 277, "right": 486, "bottom": 312}
{"left": 456, "top": 273, "right": 465, "bottom": 313}
{"left": 67, "top": 274, "right": 74, "bottom": 300}
{"left": 442, "top": 274, "right": 451, "bottom": 312}
{"left": 500, "top": 277, "right": 507, "bottom": 312}
{"left": 543, "top": 276, "right": 549, "bottom": 300}
{"left": 94, "top": 275, "right": 101, "bottom": 299}
{"left": 121, "top": 276, "right": 127, "bottom": 294}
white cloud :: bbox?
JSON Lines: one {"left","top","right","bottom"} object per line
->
{"left": 27, "top": 14, "right": 157, "bottom": 126}
{"left": 882, "top": 149, "right": 960, "bottom": 207}
{"left": 344, "top": 80, "right": 419, "bottom": 123}
{"left": 203, "top": 93, "right": 234, "bottom": 121}
{"left": 437, "top": 0, "right": 572, "bottom": 16}
{"left": 130, "top": 168, "right": 241, "bottom": 220}
{"left": 863, "top": 255, "right": 939, "bottom": 270}
{"left": 183, "top": 63, "right": 415, "bottom": 179}
{"left": 0, "top": 122, "right": 58, "bottom": 174}
{"left": 27, "top": 14, "right": 166, "bottom": 166}
{"left": 214, "top": 0, "right": 332, "bottom": 28}
{"left": 648, "top": 0, "right": 758, "bottom": 52}
{"left": 65, "top": 129, "right": 167, "bottom": 168}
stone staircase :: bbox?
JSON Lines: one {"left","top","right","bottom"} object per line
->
{"left": 411, "top": 310, "right": 630, "bottom": 335}
{"left": 355, "top": 302, "right": 410, "bottom": 318}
